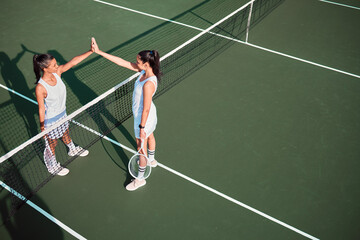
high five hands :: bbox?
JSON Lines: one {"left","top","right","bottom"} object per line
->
{"left": 91, "top": 37, "right": 99, "bottom": 53}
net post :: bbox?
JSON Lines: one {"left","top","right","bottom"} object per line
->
{"left": 245, "top": 0, "right": 255, "bottom": 43}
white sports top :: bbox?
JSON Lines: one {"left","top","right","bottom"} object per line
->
{"left": 38, "top": 73, "right": 67, "bottom": 122}
{"left": 132, "top": 70, "right": 157, "bottom": 120}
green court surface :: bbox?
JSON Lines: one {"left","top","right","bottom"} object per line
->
{"left": 1, "top": 0, "right": 360, "bottom": 239}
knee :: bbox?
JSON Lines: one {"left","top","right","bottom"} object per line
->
{"left": 148, "top": 133, "right": 155, "bottom": 141}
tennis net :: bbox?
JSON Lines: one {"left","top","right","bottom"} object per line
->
{"left": 0, "top": 0, "right": 283, "bottom": 223}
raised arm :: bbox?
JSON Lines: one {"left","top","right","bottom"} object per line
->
{"left": 57, "top": 49, "right": 93, "bottom": 76}
{"left": 91, "top": 37, "right": 140, "bottom": 72}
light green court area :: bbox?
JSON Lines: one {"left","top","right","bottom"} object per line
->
{"left": 1, "top": 0, "right": 359, "bottom": 239}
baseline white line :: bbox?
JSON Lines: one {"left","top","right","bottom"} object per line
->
{"left": 93, "top": 0, "right": 205, "bottom": 32}
{"left": 1, "top": 85, "right": 320, "bottom": 240}
{"left": 319, "top": 0, "right": 360, "bottom": 10}
{"left": 93, "top": 0, "right": 360, "bottom": 79}
{"left": 0, "top": 180, "right": 87, "bottom": 240}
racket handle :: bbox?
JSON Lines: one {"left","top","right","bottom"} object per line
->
{"left": 139, "top": 138, "right": 145, "bottom": 155}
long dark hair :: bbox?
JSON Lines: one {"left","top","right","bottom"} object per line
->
{"left": 33, "top": 54, "right": 54, "bottom": 84}
{"left": 138, "top": 50, "right": 162, "bottom": 81}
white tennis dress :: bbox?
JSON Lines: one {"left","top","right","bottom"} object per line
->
{"left": 38, "top": 73, "right": 69, "bottom": 139}
{"left": 132, "top": 70, "right": 158, "bottom": 139}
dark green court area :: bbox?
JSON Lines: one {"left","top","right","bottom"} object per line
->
{"left": 1, "top": 0, "right": 359, "bottom": 239}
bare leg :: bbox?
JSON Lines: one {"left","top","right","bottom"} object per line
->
{"left": 147, "top": 133, "right": 156, "bottom": 152}
{"left": 147, "top": 133, "right": 157, "bottom": 166}
{"left": 126, "top": 137, "right": 149, "bottom": 190}
{"left": 47, "top": 137, "right": 58, "bottom": 156}
{"left": 136, "top": 137, "right": 148, "bottom": 167}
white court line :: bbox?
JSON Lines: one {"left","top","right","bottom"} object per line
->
{"left": 93, "top": 0, "right": 205, "bottom": 32}
{"left": 63, "top": 121, "right": 320, "bottom": 240}
{"left": 0, "top": 85, "right": 319, "bottom": 240}
{"left": 93, "top": 0, "right": 360, "bottom": 79}
{"left": 67, "top": 123, "right": 320, "bottom": 240}
{"left": 1, "top": 84, "right": 86, "bottom": 238}
{"left": 319, "top": 0, "right": 360, "bottom": 10}
{"left": 244, "top": 42, "right": 360, "bottom": 79}
{"left": 0, "top": 180, "right": 87, "bottom": 240}
{"left": 0, "top": 84, "right": 38, "bottom": 105}
{"left": 1, "top": 0, "right": 253, "bottom": 164}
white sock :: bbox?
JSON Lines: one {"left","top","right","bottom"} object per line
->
{"left": 138, "top": 166, "right": 146, "bottom": 179}
{"left": 148, "top": 149, "right": 155, "bottom": 162}
{"left": 66, "top": 141, "right": 76, "bottom": 152}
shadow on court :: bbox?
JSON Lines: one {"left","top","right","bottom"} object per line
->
{"left": 0, "top": 50, "right": 38, "bottom": 156}
{"left": 0, "top": 162, "right": 64, "bottom": 239}
{"left": 0, "top": 0, "right": 285, "bottom": 229}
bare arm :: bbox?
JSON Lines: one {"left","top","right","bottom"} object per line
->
{"left": 35, "top": 84, "right": 47, "bottom": 131}
{"left": 91, "top": 37, "right": 140, "bottom": 72}
{"left": 57, "top": 50, "right": 93, "bottom": 76}
{"left": 140, "top": 81, "right": 156, "bottom": 138}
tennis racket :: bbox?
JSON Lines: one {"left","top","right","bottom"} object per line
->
{"left": 43, "top": 137, "right": 59, "bottom": 173}
{"left": 128, "top": 139, "right": 152, "bottom": 180}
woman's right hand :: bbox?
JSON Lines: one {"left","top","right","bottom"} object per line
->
{"left": 91, "top": 37, "right": 100, "bottom": 53}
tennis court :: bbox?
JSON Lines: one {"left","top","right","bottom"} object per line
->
{"left": 1, "top": 0, "right": 359, "bottom": 239}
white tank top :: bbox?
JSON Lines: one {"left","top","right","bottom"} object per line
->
{"left": 132, "top": 70, "right": 157, "bottom": 119}
{"left": 38, "top": 73, "right": 67, "bottom": 121}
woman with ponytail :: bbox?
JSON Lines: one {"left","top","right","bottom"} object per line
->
{"left": 91, "top": 38, "right": 161, "bottom": 191}
{"left": 34, "top": 42, "right": 93, "bottom": 176}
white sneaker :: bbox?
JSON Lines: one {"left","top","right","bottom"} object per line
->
{"left": 150, "top": 160, "right": 158, "bottom": 167}
{"left": 126, "top": 179, "right": 146, "bottom": 191}
{"left": 68, "top": 146, "right": 89, "bottom": 157}
{"left": 50, "top": 167, "right": 69, "bottom": 176}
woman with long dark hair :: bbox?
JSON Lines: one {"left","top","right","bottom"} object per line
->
{"left": 91, "top": 38, "right": 161, "bottom": 191}
{"left": 33, "top": 43, "right": 93, "bottom": 176}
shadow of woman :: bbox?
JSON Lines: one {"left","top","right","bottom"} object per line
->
{"left": 0, "top": 161, "right": 64, "bottom": 239}
{"left": 0, "top": 49, "right": 39, "bottom": 150}
{"left": 48, "top": 50, "right": 135, "bottom": 183}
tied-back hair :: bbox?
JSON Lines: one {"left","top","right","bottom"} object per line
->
{"left": 33, "top": 54, "right": 54, "bottom": 84}
{"left": 138, "top": 50, "right": 162, "bottom": 82}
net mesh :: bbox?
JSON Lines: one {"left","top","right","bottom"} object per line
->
{"left": 0, "top": 0, "right": 283, "bottom": 223}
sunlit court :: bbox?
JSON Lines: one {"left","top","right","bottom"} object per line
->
{"left": 0, "top": 0, "right": 359, "bottom": 239}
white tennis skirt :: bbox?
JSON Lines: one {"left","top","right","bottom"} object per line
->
{"left": 133, "top": 107, "right": 157, "bottom": 139}
{"left": 44, "top": 113, "right": 69, "bottom": 139}
{"left": 134, "top": 118, "right": 157, "bottom": 139}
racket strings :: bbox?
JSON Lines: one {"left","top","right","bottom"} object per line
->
{"left": 128, "top": 153, "right": 152, "bottom": 180}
